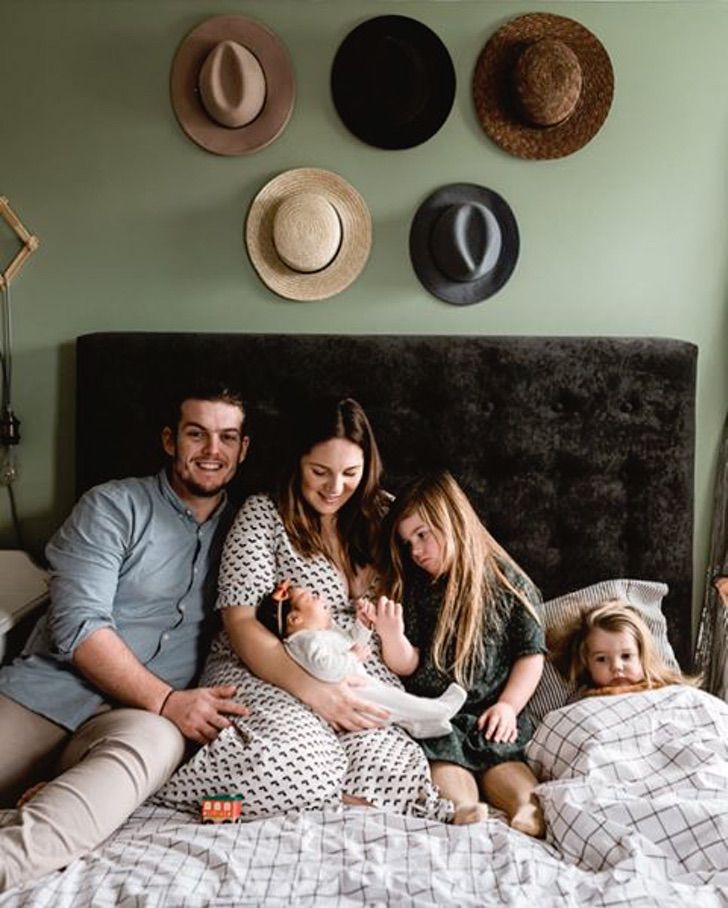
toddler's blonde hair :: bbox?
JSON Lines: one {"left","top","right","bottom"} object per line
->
{"left": 549, "top": 599, "right": 689, "bottom": 689}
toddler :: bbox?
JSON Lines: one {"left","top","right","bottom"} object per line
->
{"left": 549, "top": 599, "right": 689, "bottom": 697}
{"left": 256, "top": 580, "right": 467, "bottom": 739}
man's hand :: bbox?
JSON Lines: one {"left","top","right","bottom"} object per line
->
{"left": 161, "top": 685, "right": 250, "bottom": 744}
{"left": 477, "top": 701, "right": 517, "bottom": 743}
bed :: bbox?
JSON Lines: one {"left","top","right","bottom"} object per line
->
{"left": 4, "top": 331, "right": 723, "bottom": 907}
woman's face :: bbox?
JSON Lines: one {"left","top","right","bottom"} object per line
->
{"left": 299, "top": 438, "right": 365, "bottom": 519}
{"left": 397, "top": 511, "right": 446, "bottom": 577}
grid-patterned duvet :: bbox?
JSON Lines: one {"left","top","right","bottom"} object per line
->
{"left": 2, "top": 686, "right": 727, "bottom": 907}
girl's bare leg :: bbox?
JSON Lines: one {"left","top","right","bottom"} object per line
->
{"left": 480, "top": 761, "right": 545, "bottom": 838}
{"left": 430, "top": 761, "right": 488, "bottom": 825}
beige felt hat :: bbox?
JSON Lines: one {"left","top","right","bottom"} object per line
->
{"left": 473, "top": 13, "right": 614, "bottom": 160}
{"left": 245, "top": 168, "right": 372, "bottom": 301}
{"left": 170, "top": 15, "right": 295, "bottom": 156}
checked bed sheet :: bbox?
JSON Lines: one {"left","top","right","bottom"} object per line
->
{"left": 526, "top": 685, "right": 728, "bottom": 880}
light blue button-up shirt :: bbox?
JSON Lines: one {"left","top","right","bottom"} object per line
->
{"left": 0, "top": 470, "right": 231, "bottom": 730}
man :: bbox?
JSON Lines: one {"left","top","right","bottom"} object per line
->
{"left": 0, "top": 384, "right": 250, "bottom": 891}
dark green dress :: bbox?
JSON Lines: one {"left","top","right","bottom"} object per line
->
{"left": 401, "top": 565, "right": 545, "bottom": 771}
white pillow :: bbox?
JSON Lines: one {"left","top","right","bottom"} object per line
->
{"left": 529, "top": 579, "right": 678, "bottom": 724}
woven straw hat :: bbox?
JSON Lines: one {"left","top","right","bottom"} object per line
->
{"left": 473, "top": 13, "right": 614, "bottom": 160}
{"left": 170, "top": 15, "right": 295, "bottom": 156}
{"left": 331, "top": 14, "right": 456, "bottom": 150}
{"left": 409, "top": 183, "right": 519, "bottom": 306}
{"left": 245, "top": 168, "right": 372, "bottom": 301}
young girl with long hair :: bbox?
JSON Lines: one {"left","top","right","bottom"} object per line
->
{"left": 375, "top": 470, "right": 546, "bottom": 835}
{"left": 549, "top": 599, "right": 692, "bottom": 697}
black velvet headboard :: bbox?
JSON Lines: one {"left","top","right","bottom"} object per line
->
{"left": 76, "top": 333, "right": 697, "bottom": 666}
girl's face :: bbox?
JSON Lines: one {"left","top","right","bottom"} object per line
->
{"left": 397, "top": 512, "right": 446, "bottom": 577}
{"left": 586, "top": 627, "right": 645, "bottom": 687}
{"left": 299, "top": 438, "right": 364, "bottom": 520}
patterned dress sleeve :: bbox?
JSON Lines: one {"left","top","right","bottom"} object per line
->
{"left": 216, "top": 494, "right": 280, "bottom": 611}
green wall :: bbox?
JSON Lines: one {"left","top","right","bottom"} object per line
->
{"left": 1, "top": 0, "right": 727, "bottom": 630}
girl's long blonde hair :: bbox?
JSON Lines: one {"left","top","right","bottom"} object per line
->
{"left": 385, "top": 471, "right": 541, "bottom": 688}
{"left": 549, "top": 599, "right": 691, "bottom": 689}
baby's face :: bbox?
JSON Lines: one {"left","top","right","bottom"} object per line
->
{"left": 586, "top": 628, "right": 645, "bottom": 687}
{"left": 286, "top": 586, "right": 332, "bottom": 633}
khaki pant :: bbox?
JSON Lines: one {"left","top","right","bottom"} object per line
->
{"left": 0, "top": 693, "right": 185, "bottom": 891}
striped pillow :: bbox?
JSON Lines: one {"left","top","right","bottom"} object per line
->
{"left": 529, "top": 579, "right": 677, "bottom": 724}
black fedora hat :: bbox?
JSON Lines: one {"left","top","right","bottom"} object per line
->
{"left": 409, "top": 183, "right": 520, "bottom": 306}
{"left": 331, "top": 15, "right": 456, "bottom": 150}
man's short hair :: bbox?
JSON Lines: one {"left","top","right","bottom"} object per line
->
{"left": 164, "top": 381, "right": 246, "bottom": 433}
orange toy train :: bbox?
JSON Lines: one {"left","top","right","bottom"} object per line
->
{"left": 200, "top": 794, "right": 244, "bottom": 824}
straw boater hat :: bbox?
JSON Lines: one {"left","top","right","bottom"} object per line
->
{"left": 409, "top": 183, "right": 519, "bottom": 306}
{"left": 331, "top": 14, "right": 456, "bottom": 150}
{"left": 170, "top": 15, "right": 295, "bottom": 156}
{"left": 245, "top": 168, "right": 372, "bottom": 301}
{"left": 473, "top": 13, "right": 614, "bottom": 160}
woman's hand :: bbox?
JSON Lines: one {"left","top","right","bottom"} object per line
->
{"left": 477, "top": 702, "right": 518, "bottom": 743}
{"left": 304, "top": 677, "right": 390, "bottom": 733}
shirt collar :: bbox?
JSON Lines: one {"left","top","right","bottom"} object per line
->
{"left": 156, "top": 468, "right": 229, "bottom": 523}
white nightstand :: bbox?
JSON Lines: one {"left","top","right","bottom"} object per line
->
{"left": 0, "top": 550, "right": 49, "bottom": 662}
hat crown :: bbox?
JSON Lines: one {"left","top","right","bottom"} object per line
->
{"left": 431, "top": 202, "right": 502, "bottom": 283}
{"left": 368, "top": 35, "right": 429, "bottom": 125}
{"left": 272, "top": 192, "right": 342, "bottom": 274}
{"left": 198, "top": 39, "right": 266, "bottom": 128}
{"left": 513, "top": 37, "right": 582, "bottom": 127}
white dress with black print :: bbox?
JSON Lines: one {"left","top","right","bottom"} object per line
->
{"left": 156, "top": 494, "right": 451, "bottom": 822}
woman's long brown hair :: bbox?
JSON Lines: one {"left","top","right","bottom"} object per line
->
{"left": 278, "top": 397, "right": 388, "bottom": 583}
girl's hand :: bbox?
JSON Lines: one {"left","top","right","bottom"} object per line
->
{"left": 350, "top": 642, "right": 371, "bottom": 663}
{"left": 477, "top": 702, "right": 518, "bottom": 743}
{"left": 355, "top": 597, "right": 376, "bottom": 629}
{"left": 372, "top": 597, "right": 404, "bottom": 639}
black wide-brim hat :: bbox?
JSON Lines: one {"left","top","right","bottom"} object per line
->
{"left": 331, "top": 15, "right": 456, "bottom": 150}
{"left": 409, "top": 183, "right": 520, "bottom": 306}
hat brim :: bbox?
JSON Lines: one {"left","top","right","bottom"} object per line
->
{"left": 245, "top": 168, "right": 372, "bottom": 302}
{"left": 170, "top": 15, "right": 295, "bottom": 156}
{"left": 473, "top": 13, "right": 614, "bottom": 160}
{"left": 331, "top": 15, "right": 456, "bottom": 150}
{"left": 409, "top": 183, "right": 519, "bottom": 306}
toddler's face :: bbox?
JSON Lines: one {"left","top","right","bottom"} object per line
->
{"left": 397, "top": 511, "right": 445, "bottom": 577}
{"left": 586, "top": 628, "right": 645, "bottom": 687}
{"left": 286, "top": 586, "right": 332, "bottom": 633}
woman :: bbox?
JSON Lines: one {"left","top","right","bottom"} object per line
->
{"left": 157, "top": 398, "right": 448, "bottom": 820}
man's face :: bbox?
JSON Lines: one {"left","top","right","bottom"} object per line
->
{"left": 162, "top": 398, "right": 248, "bottom": 501}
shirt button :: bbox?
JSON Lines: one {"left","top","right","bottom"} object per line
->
{"left": 179, "top": 604, "right": 186, "bottom": 613}
{"left": 162, "top": 633, "right": 170, "bottom": 641}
